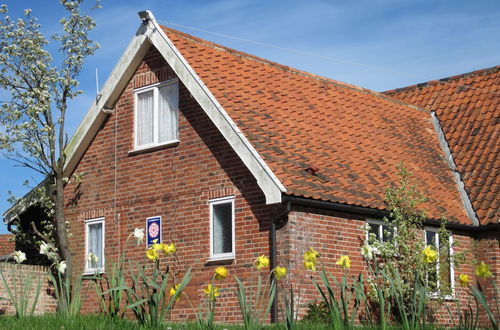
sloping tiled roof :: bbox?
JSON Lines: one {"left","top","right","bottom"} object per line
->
{"left": 161, "top": 26, "right": 472, "bottom": 224}
{"left": 385, "top": 67, "right": 499, "bottom": 225}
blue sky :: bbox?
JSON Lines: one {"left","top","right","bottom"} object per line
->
{"left": 0, "top": 0, "right": 499, "bottom": 234}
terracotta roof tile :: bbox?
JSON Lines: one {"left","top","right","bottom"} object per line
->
{"left": 162, "top": 26, "right": 472, "bottom": 225}
{"left": 385, "top": 67, "right": 499, "bottom": 225}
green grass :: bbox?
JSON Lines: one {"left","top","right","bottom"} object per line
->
{"left": 0, "top": 315, "right": 446, "bottom": 329}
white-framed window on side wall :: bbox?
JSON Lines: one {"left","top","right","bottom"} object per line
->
{"left": 366, "top": 219, "right": 395, "bottom": 243}
{"left": 84, "top": 217, "right": 105, "bottom": 274}
{"left": 134, "top": 79, "right": 179, "bottom": 150}
{"left": 209, "top": 196, "right": 235, "bottom": 261}
{"left": 425, "top": 226, "right": 454, "bottom": 298}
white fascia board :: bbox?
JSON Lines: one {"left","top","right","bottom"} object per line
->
{"left": 63, "top": 23, "right": 153, "bottom": 175}
{"left": 147, "top": 19, "right": 286, "bottom": 204}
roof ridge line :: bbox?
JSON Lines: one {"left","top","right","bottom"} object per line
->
{"left": 384, "top": 65, "right": 500, "bottom": 95}
{"left": 161, "top": 25, "right": 432, "bottom": 114}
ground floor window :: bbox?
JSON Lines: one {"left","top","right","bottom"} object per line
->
{"left": 366, "top": 219, "right": 395, "bottom": 243}
{"left": 209, "top": 196, "right": 235, "bottom": 261}
{"left": 425, "top": 227, "right": 454, "bottom": 296}
{"left": 85, "top": 217, "right": 105, "bottom": 273}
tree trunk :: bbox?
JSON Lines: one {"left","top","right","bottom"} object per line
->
{"left": 54, "top": 172, "right": 72, "bottom": 312}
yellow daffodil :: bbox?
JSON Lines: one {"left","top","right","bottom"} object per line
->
{"left": 203, "top": 284, "right": 220, "bottom": 300}
{"left": 214, "top": 266, "right": 228, "bottom": 280}
{"left": 274, "top": 266, "right": 287, "bottom": 280}
{"left": 336, "top": 255, "right": 351, "bottom": 270}
{"left": 304, "top": 260, "right": 317, "bottom": 271}
{"left": 304, "top": 247, "right": 320, "bottom": 262}
{"left": 152, "top": 240, "right": 163, "bottom": 252}
{"left": 458, "top": 274, "right": 470, "bottom": 287}
{"left": 146, "top": 248, "right": 159, "bottom": 261}
{"left": 255, "top": 255, "right": 270, "bottom": 270}
{"left": 163, "top": 243, "right": 176, "bottom": 255}
{"left": 304, "top": 247, "right": 320, "bottom": 271}
{"left": 475, "top": 262, "right": 492, "bottom": 278}
{"left": 88, "top": 252, "right": 99, "bottom": 266}
{"left": 422, "top": 245, "right": 438, "bottom": 264}
{"left": 169, "top": 284, "right": 180, "bottom": 302}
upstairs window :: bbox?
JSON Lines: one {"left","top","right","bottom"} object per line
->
{"left": 134, "top": 79, "right": 179, "bottom": 149}
{"left": 209, "top": 197, "right": 235, "bottom": 261}
{"left": 85, "top": 217, "right": 105, "bottom": 274}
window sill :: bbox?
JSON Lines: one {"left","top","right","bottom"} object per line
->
{"left": 82, "top": 268, "right": 105, "bottom": 276}
{"left": 129, "top": 139, "right": 179, "bottom": 155}
{"left": 428, "top": 292, "right": 455, "bottom": 301}
{"left": 206, "top": 255, "right": 235, "bottom": 266}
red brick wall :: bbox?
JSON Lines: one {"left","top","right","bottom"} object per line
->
{"left": 276, "top": 207, "right": 493, "bottom": 327}
{"left": 0, "top": 234, "right": 14, "bottom": 256}
{"left": 64, "top": 46, "right": 278, "bottom": 322}
{"left": 473, "top": 235, "right": 500, "bottom": 325}
{"left": 0, "top": 263, "right": 56, "bottom": 315}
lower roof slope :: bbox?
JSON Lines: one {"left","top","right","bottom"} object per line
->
{"left": 162, "top": 26, "right": 471, "bottom": 224}
{"left": 385, "top": 67, "right": 499, "bottom": 225}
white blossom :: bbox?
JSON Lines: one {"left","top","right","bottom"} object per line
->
{"left": 361, "top": 243, "right": 373, "bottom": 261}
{"left": 133, "top": 228, "right": 145, "bottom": 245}
{"left": 57, "top": 261, "right": 67, "bottom": 274}
{"left": 12, "top": 250, "right": 26, "bottom": 264}
{"left": 39, "top": 241, "right": 52, "bottom": 255}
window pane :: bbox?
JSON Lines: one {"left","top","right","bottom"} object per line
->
{"left": 158, "top": 83, "right": 178, "bottom": 143}
{"left": 89, "top": 223, "right": 103, "bottom": 268}
{"left": 368, "top": 223, "right": 379, "bottom": 241}
{"left": 426, "top": 231, "right": 437, "bottom": 247}
{"left": 382, "top": 225, "right": 394, "bottom": 242}
{"left": 213, "top": 202, "right": 232, "bottom": 255}
{"left": 137, "top": 90, "right": 154, "bottom": 146}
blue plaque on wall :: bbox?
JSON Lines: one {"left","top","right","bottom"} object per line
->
{"left": 146, "top": 216, "right": 162, "bottom": 247}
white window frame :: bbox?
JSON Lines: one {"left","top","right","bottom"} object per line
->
{"left": 84, "top": 217, "right": 105, "bottom": 275}
{"left": 424, "top": 226, "right": 455, "bottom": 299}
{"left": 133, "top": 79, "right": 179, "bottom": 151}
{"left": 366, "top": 219, "right": 395, "bottom": 243}
{"left": 209, "top": 196, "right": 235, "bottom": 261}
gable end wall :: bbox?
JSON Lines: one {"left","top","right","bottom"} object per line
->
{"left": 64, "top": 46, "right": 279, "bottom": 322}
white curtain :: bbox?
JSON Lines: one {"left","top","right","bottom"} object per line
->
{"left": 158, "top": 82, "right": 178, "bottom": 143}
{"left": 89, "top": 223, "right": 103, "bottom": 268}
{"left": 213, "top": 203, "right": 232, "bottom": 254}
{"left": 137, "top": 90, "right": 154, "bottom": 146}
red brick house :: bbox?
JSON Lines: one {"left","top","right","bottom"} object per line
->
{"left": 3, "top": 11, "right": 498, "bottom": 325}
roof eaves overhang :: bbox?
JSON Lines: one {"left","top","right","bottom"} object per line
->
{"left": 286, "top": 195, "right": 497, "bottom": 234}
{"left": 3, "top": 178, "right": 51, "bottom": 224}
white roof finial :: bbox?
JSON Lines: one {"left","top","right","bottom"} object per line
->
{"left": 138, "top": 10, "right": 156, "bottom": 24}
